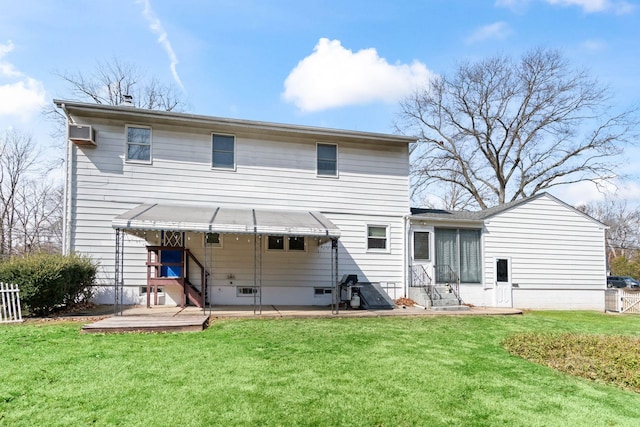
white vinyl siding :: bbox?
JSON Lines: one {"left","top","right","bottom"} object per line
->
{"left": 66, "top": 115, "right": 409, "bottom": 305}
{"left": 482, "top": 194, "right": 606, "bottom": 310}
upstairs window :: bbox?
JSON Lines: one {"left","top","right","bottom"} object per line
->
{"left": 212, "top": 134, "right": 235, "bottom": 170}
{"left": 317, "top": 143, "right": 337, "bottom": 177}
{"left": 126, "top": 125, "right": 152, "bottom": 163}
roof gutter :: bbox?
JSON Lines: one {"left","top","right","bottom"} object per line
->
{"left": 53, "top": 99, "right": 416, "bottom": 145}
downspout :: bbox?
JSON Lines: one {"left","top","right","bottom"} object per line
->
{"left": 403, "top": 213, "right": 410, "bottom": 298}
{"left": 59, "top": 103, "right": 74, "bottom": 255}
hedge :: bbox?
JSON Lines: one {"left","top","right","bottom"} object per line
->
{"left": 0, "top": 253, "right": 97, "bottom": 315}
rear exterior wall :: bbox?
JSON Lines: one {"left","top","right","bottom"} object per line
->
{"left": 67, "top": 115, "right": 410, "bottom": 305}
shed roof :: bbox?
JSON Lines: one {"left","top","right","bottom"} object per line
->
{"left": 112, "top": 203, "right": 341, "bottom": 238}
{"left": 410, "top": 193, "right": 606, "bottom": 227}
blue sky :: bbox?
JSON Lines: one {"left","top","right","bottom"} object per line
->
{"left": 1, "top": 0, "right": 639, "bottom": 206}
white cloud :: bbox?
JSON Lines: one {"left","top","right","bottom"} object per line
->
{"left": 466, "top": 22, "right": 512, "bottom": 44}
{"left": 0, "top": 40, "right": 47, "bottom": 122}
{"left": 282, "top": 38, "right": 433, "bottom": 112}
{"left": 551, "top": 178, "right": 640, "bottom": 207}
{"left": 137, "top": 0, "right": 185, "bottom": 90}
{"left": 496, "top": 0, "right": 636, "bottom": 13}
{"left": 581, "top": 39, "right": 607, "bottom": 51}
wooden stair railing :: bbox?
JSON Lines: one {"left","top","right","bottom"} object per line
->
{"left": 146, "top": 246, "right": 209, "bottom": 308}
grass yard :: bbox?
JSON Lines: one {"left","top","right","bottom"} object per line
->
{"left": 1, "top": 311, "right": 640, "bottom": 426}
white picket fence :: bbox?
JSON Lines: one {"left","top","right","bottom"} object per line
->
{"left": 1, "top": 282, "right": 23, "bottom": 323}
{"left": 605, "top": 288, "right": 640, "bottom": 314}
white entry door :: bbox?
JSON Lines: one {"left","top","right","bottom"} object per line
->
{"left": 494, "top": 257, "right": 512, "bottom": 308}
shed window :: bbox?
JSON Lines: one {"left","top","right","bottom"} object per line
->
{"left": 212, "top": 134, "right": 235, "bottom": 169}
{"left": 317, "top": 143, "right": 337, "bottom": 176}
{"left": 126, "top": 125, "right": 151, "bottom": 163}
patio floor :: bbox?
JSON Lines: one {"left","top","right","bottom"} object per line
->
{"left": 80, "top": 304, "right": 523, "bottom": 333}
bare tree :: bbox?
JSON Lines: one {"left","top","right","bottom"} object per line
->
{"left": 398, "top": 48, "right": 639, "bottom": 209}
{"left": 577, "top": 197, "right": 640, "bottom": 261}
{"left": 44, "top": 58, "right": 188, "bottom": 139}
{"left": 0, "top": 130, "right": 40, "bottom": 258}
{"left": 56, "top": 58, "right": 186, "bottom": 111}
{"left": 14, "top": 180, "right": 63, "bottom": 255}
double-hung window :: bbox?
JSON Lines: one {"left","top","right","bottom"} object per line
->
{"left": 367, "top": 225, "right": 389, "bottom": 251}
{"left": 317, "top": 143, "right": 337, "bottom": 177}
{"left": 212, "top": 134, "right": 235, "bottom": 170}
{"left": 126, "top": 125, "right": 152, "bottom": 163}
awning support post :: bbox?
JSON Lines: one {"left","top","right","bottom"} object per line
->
{"left": 331, "top": 238, "right": 339, "bottom": 315}
{"left": 253, "top": 233, "right": 262, "bottom": 315}
{"left": 114, "top": 228, "right": 125, "bottom": 316}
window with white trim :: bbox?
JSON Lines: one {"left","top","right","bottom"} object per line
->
{"left": 126, "top": 125, "right": 152, "bottom": 163}
{"left": 212, "top": 134, "right": 235, "bottom": 169}
{"left": 367, "top": 225, "right": 389, "bottom": 251}
{"left": 413, "top": 231, "right": 430, "bottom": 260}
{"left": 317, "top": 143, "right": 337, "bottom": 176}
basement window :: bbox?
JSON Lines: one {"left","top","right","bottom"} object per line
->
{"left": 237, "top": 287, "right": 259, "bottom": 297}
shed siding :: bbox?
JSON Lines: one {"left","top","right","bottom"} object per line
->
{"left": 475, "top": 195, "right": 606, "bottom": 309}
{"left": 68, "top": 115, "right": 409, "bottom": 305}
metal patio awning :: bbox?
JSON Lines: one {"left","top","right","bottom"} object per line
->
{"left": 112, "top": 203, "right": 341, "bottom": 238}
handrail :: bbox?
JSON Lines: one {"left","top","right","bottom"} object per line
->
{"left": 145, "top": 246, "right": 208, "bottom": 307}
{"left": 409, "top": 264, "right": 432, "bottom": 288}
{"left": 434, "top": 264, "right": 463, "bottom": 305}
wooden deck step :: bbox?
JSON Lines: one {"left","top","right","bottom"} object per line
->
{"left": 81, "top": 315, "right": 210, "bottom": 334}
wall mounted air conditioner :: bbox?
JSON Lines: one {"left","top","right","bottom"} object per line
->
{"left": 68, "top": 124, "right": 96, "bottom": 147}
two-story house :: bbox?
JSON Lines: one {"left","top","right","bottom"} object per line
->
{"left": 55, "top": 100, "right": 413, "bottom": 310}
{"left": 56, "top": 100, "right": 608, "bottom": 313}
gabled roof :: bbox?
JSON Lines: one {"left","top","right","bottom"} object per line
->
{"left": 410, "top": 193, "right": 607, "bottom": 228}
{"left": 54, "top": 99, "right": 416, "bottom": 146}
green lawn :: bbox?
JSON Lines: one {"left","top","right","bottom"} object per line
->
{"left": 1, "top": 312, "right": 640, "bottom": 426}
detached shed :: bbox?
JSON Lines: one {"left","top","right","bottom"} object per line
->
{"left": 408, "top": 193, "right": 608, "bottom": 310}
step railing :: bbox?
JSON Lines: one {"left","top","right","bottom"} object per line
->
{"left": 410, "top": 265, "right": 435, "bottom": 306}
{"left": 146, "top": 246, "right": 209, "bottom": 308}
{"left": 434, "top": 265, "right": 463, "bottom": 305}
